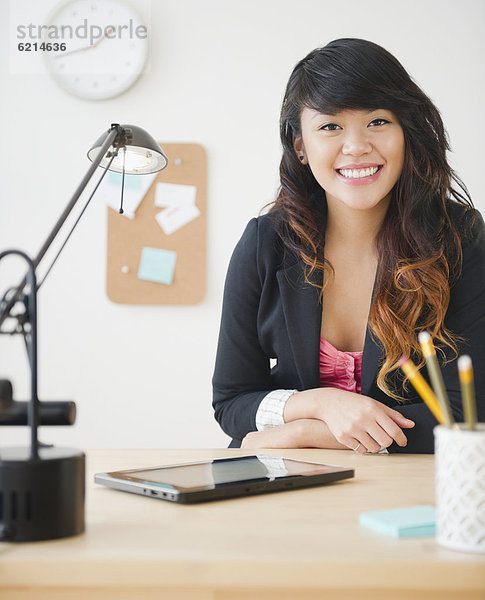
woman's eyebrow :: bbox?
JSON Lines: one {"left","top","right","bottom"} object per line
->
{"left": 310, "top": 112, "right": 333, "bottom": 121}
{"left": 310, "top": 108, "right": 383, "bottom": 121}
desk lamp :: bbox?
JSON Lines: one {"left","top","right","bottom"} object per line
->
{"left": 0, "top": 124, "right": 167, "bottom": 542}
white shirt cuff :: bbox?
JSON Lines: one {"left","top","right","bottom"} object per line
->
{"left": 255, "top": 389, "right": 297, "bottom": 431}
{"left": 256, "top": 455, "right": 289, "bottom": 477}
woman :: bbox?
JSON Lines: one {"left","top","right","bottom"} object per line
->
{"left": 212, "top": 38, "right": 485, "bottom": 453}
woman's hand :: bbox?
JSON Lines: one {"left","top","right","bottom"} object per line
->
{"left": 284, "top": 389, "right": 415, "bottom": 453}
{"left": 241, "top": 422, "right": 300, "bottom": 449}
{"left": 312, "top": 390, "right": 414, "bottom": 453}
{"left": 241, "top": 419, "right": 348, "bottom": 450}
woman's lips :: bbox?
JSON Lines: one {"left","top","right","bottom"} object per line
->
{"left": 335, "top": 164, "right": 383, "bottom": 186}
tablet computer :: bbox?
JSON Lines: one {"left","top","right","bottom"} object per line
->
{"left": 94, "top": 455, "right": 354, "bottom": 503}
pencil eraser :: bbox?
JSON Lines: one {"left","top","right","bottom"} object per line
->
{"left": 457, "top": 355, "right": 472, "bottom": 371}
{"left": 359, "top": 505, "right": 436, "bottom": 538}
{"left": 418, "top": 331, "right": 431, "bottom": 343}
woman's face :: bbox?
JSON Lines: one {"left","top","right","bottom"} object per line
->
{"left": 295, "top": 107, "right": 405, "bottom": 214}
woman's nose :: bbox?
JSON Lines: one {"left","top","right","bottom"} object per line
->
{"left": 341, "top": 130, "right": 373, "bottom": 156}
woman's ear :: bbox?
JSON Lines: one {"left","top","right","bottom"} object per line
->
{"left": 293, "top": 136, "right": 307, "bottom": 164}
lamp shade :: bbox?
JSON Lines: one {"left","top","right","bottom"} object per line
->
{"left": 87, "top": 124, "right": 167, "bottom": 174}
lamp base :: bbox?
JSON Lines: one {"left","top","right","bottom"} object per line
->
{"left": 0, "top": 446, "right": 85, "bottom": 542}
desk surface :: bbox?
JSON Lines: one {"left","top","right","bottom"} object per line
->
{"left": 1, "top": 448, "right": 484, "bottom": 600}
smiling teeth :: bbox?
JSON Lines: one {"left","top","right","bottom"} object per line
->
{"left": 338, "top": 166, "right": 379, "bottom": 179}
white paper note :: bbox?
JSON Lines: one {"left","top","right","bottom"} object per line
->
{"left": 155, "top": 182, "right": 197, "bottom": 210}
{"left": 155, "top": 204, "right": 201, "bottom": 235}
{"left": 99, "top": 171, "right": 158, "bottom": 219}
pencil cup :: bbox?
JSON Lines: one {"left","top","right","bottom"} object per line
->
{"left": 434, "top": 424, "right": 485, "bottom": 553}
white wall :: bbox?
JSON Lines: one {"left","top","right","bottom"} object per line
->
{"left": 1, "top": 0, "right": 484, "bottom": 449}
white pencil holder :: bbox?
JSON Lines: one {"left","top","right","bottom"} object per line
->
{"left": 434, "top": 424, "right": 485, "bottom": 553}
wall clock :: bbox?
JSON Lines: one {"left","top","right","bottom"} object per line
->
{"left": 44, "top": 0, "right": 149, "bottom": 100}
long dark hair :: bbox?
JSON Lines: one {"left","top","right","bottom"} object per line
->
{"left": 270, "top": 38, "right": 474, "bottom": 399}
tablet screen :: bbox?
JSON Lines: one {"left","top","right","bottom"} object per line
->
{"left": 108, "top": 455, "right": 350, "bottom": 492}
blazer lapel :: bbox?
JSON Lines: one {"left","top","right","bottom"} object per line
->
{"left": 361, "top": 274, "right": 382, "bottom": 396}
{"left": 361, "top": 327, "right": 382, "bottom": 396}
{"left": 276, "top": 262, "right": 321, "bottom": 389}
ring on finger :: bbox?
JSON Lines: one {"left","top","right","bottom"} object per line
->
{"left": 352, "top": 443, "right": 361, "bottom": 452}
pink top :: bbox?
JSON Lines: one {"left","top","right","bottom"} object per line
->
{"left": 319, "top": 336, "right": 363, "bottom": 394}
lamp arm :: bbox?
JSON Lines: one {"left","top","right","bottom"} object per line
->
{"left": 0, "top": 125, "right": 122, "bottom": 328}
{"left": 0, "top": 249, "right": 38, "bottom": 459}
{"left": 36, "top": 151, "right": 116, "bottom": 290}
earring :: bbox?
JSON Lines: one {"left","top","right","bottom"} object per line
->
{"left": 299, "top": 155, "right": 305, "bottom": 162}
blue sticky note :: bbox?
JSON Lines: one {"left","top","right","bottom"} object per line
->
{"left": 138, "top": 247, "right": 176, "bottom": 285}
{"left": 108, "top": 171, "right": 142, "bottom": 190}
{"left": 359, "top": 505, "right": 436, "bottom": 538}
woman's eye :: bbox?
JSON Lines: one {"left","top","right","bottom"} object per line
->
{"left": 369, "top": 118, "right": 390, "bottom": 127}
{"left": 320, "top": 123, "right": 341, "bottom": 131}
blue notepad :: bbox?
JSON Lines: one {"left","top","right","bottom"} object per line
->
{"left": 138, "top": 247, "right": 177, "bottom": 285}
{"left": 359, "top": 505, "right": 436, "bottom": 538}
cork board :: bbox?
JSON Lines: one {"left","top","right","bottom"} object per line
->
{"left": 106, "top": 143, "right": 206, "bottom": 305}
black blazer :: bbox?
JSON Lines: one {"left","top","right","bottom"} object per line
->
{"left": 212, "top": 204, "right": 485, "bottom": 453}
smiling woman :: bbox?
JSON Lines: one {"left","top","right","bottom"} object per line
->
{"left": 212, "top": 38, "right": 485, "bottom": 455}
{"left": 295, "top": 108, "right": 405, "bottom": 210}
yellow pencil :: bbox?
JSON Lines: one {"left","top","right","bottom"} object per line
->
{"left": 398, "top": 356, "right": 445, "bottom": 424}
{"left": 458, "top": 355, "right": 477, "bottom": 431}
{"left": 418, "top": 331, "right": 454, "bottom": 428}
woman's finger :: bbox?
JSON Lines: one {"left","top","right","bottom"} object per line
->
{"left": 367, "top": 423, "right": 394, "bottom": 449}
{"left": 347, "top": 438, "right": 368, "bottom": 454}
{"left": 386, "top": 407, "right": 415, "bottom": 428}
{"left": 377, "top": 414, "right": 409, "bottom": 447}
{"left": 355, "top": 431, "right": 382, "bottom": 454}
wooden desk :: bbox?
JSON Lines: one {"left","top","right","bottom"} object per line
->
{"left": 1, "top": 448, "right": 484, "bottom": 599}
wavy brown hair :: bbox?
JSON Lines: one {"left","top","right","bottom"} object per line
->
{"left": 270, "top": 38, "right": 475, "bottom": 400}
